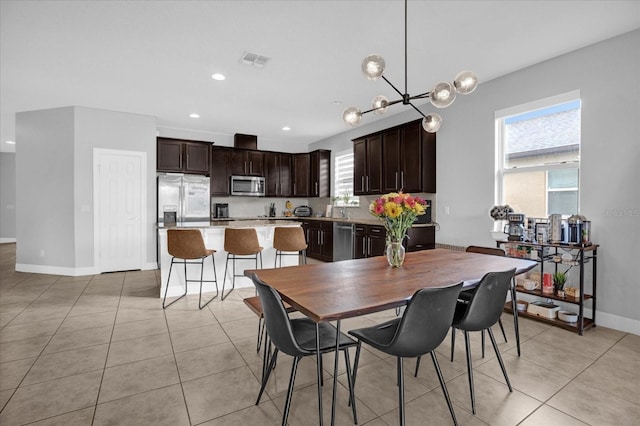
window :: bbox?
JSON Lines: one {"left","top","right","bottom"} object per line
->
{"left": 334, "top": 150, "right": 359, "bottom": 207}
{"left": 496, "top": 91, "right": 581, "bottom": 218}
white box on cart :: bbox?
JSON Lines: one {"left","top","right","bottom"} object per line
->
{"left": 527, "top": 301, "right": 561, "bottom": 319}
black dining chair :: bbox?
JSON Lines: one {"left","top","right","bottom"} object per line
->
{"left": 348, "top": 282, "right": 463, "bottom": 426}
{"left": 443, "top": 269, "right": 516, "bottom": 414}
{"left": 450, "top": 246, "right": 513, "bottom": 360}
{"left": 249, "top": 273, "right": 359, "bottom": 426}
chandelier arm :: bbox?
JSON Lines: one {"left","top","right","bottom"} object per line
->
{"left": 361, "top": 98, "right": 405, "bottom": 115}
{"left": 409, "top": 91, "right": 432, "bottom": 100}
{"left": 407, "top": 101, "right": 429, "bottom": 120}
{"left": 381, "top": 75, "right": 406, "bottom": 99}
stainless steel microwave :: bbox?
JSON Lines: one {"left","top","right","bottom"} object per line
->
{"left": 230, "top": 175, "right": 265, "bottom": 197}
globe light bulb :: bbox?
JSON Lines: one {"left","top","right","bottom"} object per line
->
{"left": 361, "top": 54, "right": 385, "bottom": 80}
{"left": 343, "top": 107, "right": 362, "bottom": 126}
{"left": 371, "top": 95, "right": 389, "bottom": 114}
{"left": 429, "top": 82, "right": 456, "bottom": 108}
{"left": 453, "top": 71, "right": 478, "bottom": 94}
{"left": 422, "top": 113, "right": 442, "bottom": 133}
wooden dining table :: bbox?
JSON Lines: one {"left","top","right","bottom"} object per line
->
{"left": 246, "top": 248, "right": 536, "bottom": 425}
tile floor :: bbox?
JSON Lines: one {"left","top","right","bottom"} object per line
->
{"left": 0, "top": 242, "right": 638, "bottom": 425}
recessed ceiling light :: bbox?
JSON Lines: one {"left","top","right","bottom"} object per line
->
{"left": 189, "top": 113, "right": 200, "bottom": 118}
{"left": 282, "top": 126, "right": 291, "bottom": 131}
{"left": 211, "top": 73, "right": 226, "bottom": 81}
{"left": 5, "top": 140, "right": 15, "bottom": 144}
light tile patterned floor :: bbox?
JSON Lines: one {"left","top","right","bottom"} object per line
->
{"left": 0, "top": 243, "right": 638, "bottom": 425}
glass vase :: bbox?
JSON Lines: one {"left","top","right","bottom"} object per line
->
{"left": 385, "top": 239, "right": 406, "bottom": 268}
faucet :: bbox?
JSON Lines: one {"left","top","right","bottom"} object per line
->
{"left": 340, "top": 207, "right": 349, "bottom": 219}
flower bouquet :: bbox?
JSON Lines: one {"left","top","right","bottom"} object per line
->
{"left": 370, "top": 192, "right": 428, "bottom": 267}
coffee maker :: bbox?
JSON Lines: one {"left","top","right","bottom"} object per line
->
{"left": 214, "top": 203, "right": 229, "bottom": 219}
{"left": 505, "top": 213, "right": 526, "bottom": 241}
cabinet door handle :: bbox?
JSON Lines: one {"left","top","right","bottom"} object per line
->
{"left": 401, "top": 171, "right": 404, "bottom": 190}
{"left": 293, "top": 183, "right": 296, "bottom": 194}
{"left": 368, "top": 238, "right": 372, "bottom": 256}
{"left": 315, "top": 182, "right": 318, "bottom": 195}
{"left": 361, "top": 176, "right": 365, "bottom": 192}
{"left": 395, "top": 172, "right": 398, "bottom": 189}
{"left": 366, "top": 176, "right": 370, "bottom": 191}
{"left": 362, "top": 239, "right": 366, "bottom": 255}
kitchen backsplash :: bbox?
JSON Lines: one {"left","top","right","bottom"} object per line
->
{"left": 210, "top": 197, "right": 309, "bottom": 218}
{"left": 211, "top": 193, "right": 436, "bottom": 221}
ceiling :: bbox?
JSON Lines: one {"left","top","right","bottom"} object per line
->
{"left": 2, "top": 1, "right": 639, "bottom": 153}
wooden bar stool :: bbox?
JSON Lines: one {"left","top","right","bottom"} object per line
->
{"left": 162, "top": 229, "right": 218, "bottom": 309}
{"left": 273, "top": 226, "right": 307, "bottom": 267}
{"left": 222, "top": 227, "right": 263, "bottom": 300}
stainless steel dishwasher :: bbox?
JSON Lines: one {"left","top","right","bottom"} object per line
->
{"left": 333, "top": 222, "right": 354, "bottom": 261}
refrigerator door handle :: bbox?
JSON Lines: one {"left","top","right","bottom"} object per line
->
{"left": 179, "top": 181, "right": 185, "bottom": 223}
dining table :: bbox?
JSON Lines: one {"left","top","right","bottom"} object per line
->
{"left": 245, "top": 248, "right": 537, "bottom": 425}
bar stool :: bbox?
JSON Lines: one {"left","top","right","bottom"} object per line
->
{"left": 273, "top": 226, "right": 307, "bottom": 267}
{"left": 222, "top": 227, "right": 263, "bottom": 300}
{"left": 162, "top": 229, "right": 218, "bottom": 310}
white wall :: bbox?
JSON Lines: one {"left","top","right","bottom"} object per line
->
{"left": 0, "top": 152, "right": 16, "bottom": 242}
{"left": 16, "top": 107, "right": 76, "bottom": 268}
{"left": 74, "top": 107, "right": 157, "bottom": 268}
{"left": 15, "top": 106, "right": 157, "bottom": 273}
{"left": 310, "top": 30, "right": 640, "bottom": 333}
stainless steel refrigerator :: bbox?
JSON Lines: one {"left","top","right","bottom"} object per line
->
{"left": 157, "top": 174, "right": 211, "bottom": 223}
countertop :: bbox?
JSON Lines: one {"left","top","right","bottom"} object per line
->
{"left": 156, "top": 216, "right": 436, "bottom": 229}
{"left": 157, "top": 219, "right": 302, "bottom": 229}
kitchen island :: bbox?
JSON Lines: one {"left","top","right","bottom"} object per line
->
{"left": 157, "top": 220, "right": 302, "bottom": 298}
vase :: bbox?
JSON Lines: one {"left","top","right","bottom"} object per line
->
{"left": 386, "top": 239, "right": 406, "bottom": 268}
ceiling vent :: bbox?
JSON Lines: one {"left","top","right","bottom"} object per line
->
{"left": 240, "top": 51, "right": 271, "bottom": 68}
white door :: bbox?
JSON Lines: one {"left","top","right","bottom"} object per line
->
{"left": 95, "top": 149, "right": 145, "bottom": 272}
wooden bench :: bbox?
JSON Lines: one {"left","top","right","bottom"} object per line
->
{"left": 243, "top": 295, "right": 296, "bottom": 318}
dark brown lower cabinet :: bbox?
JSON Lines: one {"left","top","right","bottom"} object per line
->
{"left": 405, "top": 226, "right": 436, "bottom": 251}
{"left": 354, "top": 225, "right": 386, "bottom": 259}
{"left": 304, "top": 221, "right": 333, "bottom": 262}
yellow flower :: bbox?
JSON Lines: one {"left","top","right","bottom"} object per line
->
{"left": 384, "top": 202, "right": 402, "bottom": 218}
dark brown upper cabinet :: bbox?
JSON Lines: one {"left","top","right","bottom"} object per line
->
{"left": 310, "top": 150, "right": 331, "bottom": 198}
{"left": 421, "top": 130, "right": 436, "bottom": 193}
{"left": 292, "top": 153, "right": 310, "bottom": 197}
{"left": 353, "top": 119, "right": 436, "bottom": 195}
{"left": 265, "top": 152, "right": 292, "bottom": 197}
{"left": 353, "top": 134, "right": 382, "bottom": 195}
{"left": 383, "top": 121, "right": 423, "bottom": 193}
{"left": 157, "top": 138, "right": 210, "bottom": 174}
{"left": 210, "top": 146, "right": 231, "bottom": 196}
{"left": 230, "top": 149, "right": 264, "bottom": 176}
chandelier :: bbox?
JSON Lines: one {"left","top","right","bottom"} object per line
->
{"left": 342, "top": 0, "right": 478, "bottom": 133}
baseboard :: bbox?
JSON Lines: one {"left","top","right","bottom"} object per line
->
{"left": 15, "top": 261, "right": 160, "bottom": 277}
{"left": 15, "top": 263, "right": 98, "bottom": 277}
{"left": 590, "top": 309, "right": 640, "bottom": 336}
{"left": 142, "top": 262, "right": 159, "bottom": 271}
{"left": 0, "top": 238, "right": 16, "bottom": 243}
